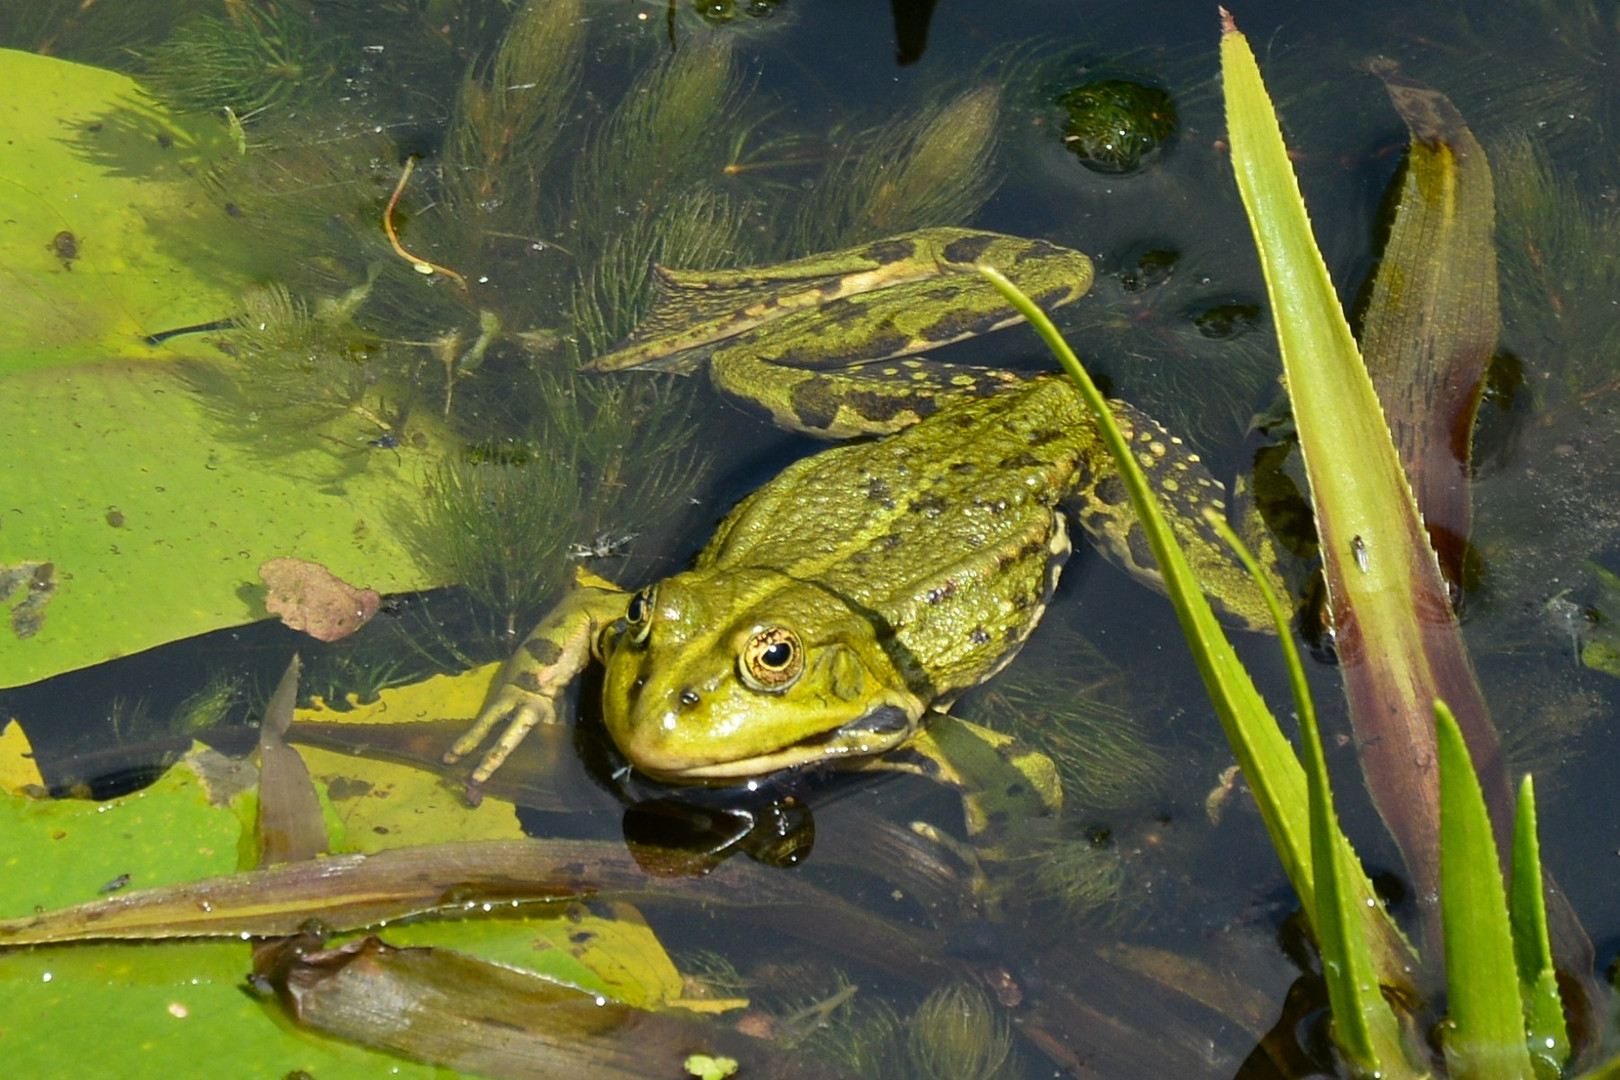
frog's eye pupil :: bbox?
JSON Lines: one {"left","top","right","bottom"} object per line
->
{"left": 740, "top": 626, "right": 803, "bottom": 691}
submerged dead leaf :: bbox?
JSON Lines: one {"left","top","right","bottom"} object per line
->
{"left": 254, "top": 934, "right": 849, "bottom": 1080}
{"left": 256, "top": 655, "right": 328, "bottom": 866}
{"left": 1360, "top": 61, "right": 1499, "bottom": 592}
{"left": 260, "top": 557, "right": 381, "bottom": 642}
{"left": 0, "top": 561, "right": 56, "bottom": 640}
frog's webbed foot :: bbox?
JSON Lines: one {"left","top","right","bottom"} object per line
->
{"left": 444, "top": 573, "right": 627, "bottom": 785}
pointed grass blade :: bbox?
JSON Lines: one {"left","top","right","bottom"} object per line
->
{"left": 1202, "top": 513, "right": 1410, "bottom": 1077}
{"left": 255, "top": 654, "right": 329, "bottom": 867}
{"left": 1510, "top": 775, "right": 1570, "bottom": 1080}
{"left": 1436, "top": 701, "right": 1535, "bottom": 1080}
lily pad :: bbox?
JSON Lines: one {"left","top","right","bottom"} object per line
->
{"left": 0, "top": 718, "right": 713, "bottom": 1076}
{"left": 0, "top": 49, "right": 441, "bottom": 689}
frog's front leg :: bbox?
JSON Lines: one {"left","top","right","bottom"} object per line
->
{"left": 444, "top": 569, "right": 629, "bottom": 784}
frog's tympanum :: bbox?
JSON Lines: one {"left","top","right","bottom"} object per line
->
{"left": 446, "top": 228, "right": 1270, "bottom": 785}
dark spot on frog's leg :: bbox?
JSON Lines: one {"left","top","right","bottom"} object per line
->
{"left": 1093, "top": 474, "right": 1129, "bottom": 505}
{"left": 865, "top": 476, "right": 896, "bottom": 508}
{"left": 969, "top": 626, "right": 991, "bottom": 645}
{"left": 788, "top": 379, "right": 842, "bottom": 430}
{"left": 919, "top": 307, "right": 999, "bottom": 343}
{"left": 524, "top": 638, "right": 563, "bottom": 666}
{"left": 1028, "top": 428, "right": 1064, "bottom": 447}
{"left": 1126, "top": 522, "right": 1156, "bottom": 572}
{"left": 1012, "top": 239, "right": 1060, "bottom": 263}
{"left": 850, "top": 387, "right": 938, "bottom": 423}
{"left": 514, "top": 671, "right": 544, "bottom": 693}
{"left": 865, "top": 238, "right": 917, "bottom": 264}
{"left": 1033, "top": 284, "right": 1081, "bottom": 310}
{"left": 942, "top": 233, "right": 996, "bottom": 264}
{"left": 909, "top": 492, "right": 948, "bottom": 517}
{"left": 999, "top": 451, "right": 1041, "bottom": 469}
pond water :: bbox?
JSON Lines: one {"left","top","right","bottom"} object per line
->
{"left": 2, "top": 1, "right": 1619, "bottom": 1077}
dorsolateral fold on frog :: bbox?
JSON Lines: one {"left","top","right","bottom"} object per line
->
{"left": 444, "top": 226, "right": 1281, "bottom": 789}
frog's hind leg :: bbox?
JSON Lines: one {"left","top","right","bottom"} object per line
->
{"left": 710, "top": 348, "right": 1024, "bottom": 440}
{"left": 1070, "top": 400, "right": 1280, "bottom": 632}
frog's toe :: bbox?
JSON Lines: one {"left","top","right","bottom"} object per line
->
{"left": 444, "top": 687, "right": 555, "bottom": 782}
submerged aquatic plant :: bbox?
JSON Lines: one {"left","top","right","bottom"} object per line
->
{"left": 793, "top": 84, "right": 1003, "bottom": 251}
{"left": 210, "top": 282, "right": 408, "bottom": 450}
{"left": 905, "top": 982, "right": 1019, "bottom": 1080}
{"left": 137, "top": 5, "right": 339, "bottom": 116}
{"left": 420, "top": 447, "right": 582, "bottom": 638}
{"left": 567, "top": 35, "right": 752, "bottom": 352}
{"left": 962, "top": 658, "right": 1167, "bottom": 811}
{"left": 445, "top": 0, "right": 586, "bottom": 239}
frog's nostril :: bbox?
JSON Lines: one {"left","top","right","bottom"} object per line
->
{"left": 678, "top": 688, "right": 701, "bottom": 707}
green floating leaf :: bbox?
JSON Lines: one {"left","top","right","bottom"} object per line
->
{"left": 1436, "top": 700, "right": 1535, "bottom": 1080}
{"left": 0, "top": 939, "right": 453, "bottom": 1080}
{"left": 1510, "top": 775, "right": 1569, "bottom": 1080}
{"left": 0, "top": 741, "right": 713, "bottom": 1077}
{"left": 0, "top": 752, "right": 241, "bottom": 917}
{"left": 0, "top": 49, "right": 443, "bottom": 688}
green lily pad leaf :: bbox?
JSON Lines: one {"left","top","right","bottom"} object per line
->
{"left": 0, "top": 939, "right": 459, "bottom": 1080}
{"left": 0, "top": 48, "right": 443, "bottom": 688}
{"left": 0, "top": 49, "right": 246, "bottom": 373}
{"left": 1, "top": 725, "right": 723, "bottom": 1074}
{"left": 0, "top": 749, "right": 241, "bottom": 917}
{"left": 0, "top": 361, "right": 440, "bottom": 689}
{"left": 289, "top": 665, "right": 528, "bottom": 848}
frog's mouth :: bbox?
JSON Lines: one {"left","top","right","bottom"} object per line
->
{"left": 653, "top": 705, "right": 918, "bottom": 782}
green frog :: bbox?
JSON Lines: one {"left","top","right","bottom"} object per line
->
{"left": 445, "top": 228, "right": 1269, "bottom": 787}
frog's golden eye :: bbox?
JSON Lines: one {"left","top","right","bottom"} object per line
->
{"left": 740, "top": 626, "right": 803, "bottom": 692}
{"left": 625, "top": 588, "right": 655, "bottom": 644}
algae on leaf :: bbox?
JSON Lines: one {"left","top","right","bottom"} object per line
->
{"left": 0, "top": 50, "right": 443, "bottom": 689}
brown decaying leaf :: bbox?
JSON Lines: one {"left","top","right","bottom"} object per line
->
{"left": 254, "top": 934, "right": 853, "bottom": 1080}
{"left": 256, "top": 654, "right": 328, "bottom": 866}
{"left": 1360, "top": 61, "right": 1498, "bottom": 593}
{"left": 259, "top": 557, "right": 381, "bottom": 642}
{"left": 1333, "top": 67, "right": 1593, "bottom": 1022}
